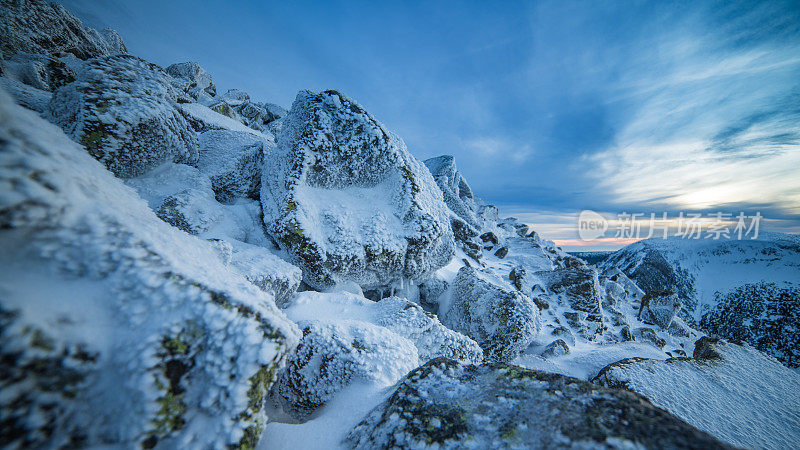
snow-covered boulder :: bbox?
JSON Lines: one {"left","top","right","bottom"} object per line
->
{"left": 178, "top": 102, "right": 265, "bottom": 136}
{"left": 424, "top": 155, "right": 479, "bottom": 228}
{"left": 443, "top": 266, "right": 540, "bottom": 362}
{"left": 221, "top": 88, "right": 250, "bottom": 106}
{"left": 271, "top": 321, "right": 418, "bottom": 421}
{"left": 126, "top": 163, "right": 272, "bottom": 246}
{"left": 0, "top": 76, "right": 51, "bottom": 113}
{"left": 536, "top": 267, "right": 603, "bottom": 316}
{"left": 594, "top": 337, "right": 800, "bottom": 449}
{"left": 2, "top": 52, "right": 76, "bottom": 91}
{"left": 346, "top": 358, "right": 733, "bottom": 449}
{"left": 236, "top": 101, "right": 287, "bottom": 131}
{"left": 0, "top": 90, "right": 298, "bottom": 448}
{"left": 261, "top": 90, "right": 455, "bottom": 290}
{"left": 49, "top": 54, "right": 198, "bottom": 178}
{"left": 638, "top": 290, "right": 681, "bottom": 330}
{"left": 197, "top": 129, "right": 267, "bottom": 203}
{"left": 165, "top": 61, "right": 216, "bottom": 101}
{"left": 223, "top": 240, "right": 303, "bottom": 308}
{"left": 283, "top": 291, "right": 483, "bottom": 365}
{"left": 0, "top": 0, "right": 127, "bottom": 60}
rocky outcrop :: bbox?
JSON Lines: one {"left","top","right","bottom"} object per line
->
{"left": 594, "top": 337, "right": 800, "bottom": 449}
{"left": 443, "top": 266, "right": 540, "bottom": 362}
{"left": 346, "top": 358, "right": 733, "bottom": 449}
{"left": 0, "top": 90, "right": 298, "bottom": 449}
{"left": 49, "top": 54, "right": 198, "bottom": 178}
{"left": 1, "top": 52, "right": 76, "bottom": 91}
{"left": 0, "top": 0, "right": 127, "bottom": 60}
{"left": 424, "top": 155, "right": 479, "bottom": 228}
{"left": 261, "top": 90, "right": 455, "bottom": 290}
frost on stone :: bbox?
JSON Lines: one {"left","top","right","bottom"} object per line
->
{"left": 0, "top": 91, "right": 299, "bottom": 448}
{"left": 224, "top": 239, "right": 303, "bottom": 308}
{"left": 283, "top": 291, "right": 483, "bottom": 365}
{"left": 0, "top": 76, "right": 51, "bottom": 113}
{"left": 179, "top": 102, "right": 266, "bottom": 136}
{"left": 166, "top": 61, "right": 216, "bottom": 102}
{"left": 346, "top": 358, "right": 733, "bottom": 449}
{"left": 443, "top": 266, "right": 540, "bottom": 362}
{"left": 261, "top": 89, "right": 455, "bottom": 290}
{"left": 594, "top": 337, "right": 800, "bottom": 449}
{"left": 638, "top": 290, "right": 681, "bottom": 330}
{"left": 197, "top": 129, "right": 267, "bottom": 203}
{"left": 424, "top": 155, "right": 479, "bottom": 228}
{"left": 536, "top": 266, "right": 604, "bottom": 337}
{"left": 125, "top": 162, "right": 273, "bottom": 246}
{"left": 48, "top": 54, "right": 198, "bottom": 178}
{"left": 271, "top": 320, "right": 419, "bottom": 421}
{"left": 2, "top": 52, "right": 76, "bottom": 91}
{"left": 0, "top": 0, "right": 127, "bottom": 60}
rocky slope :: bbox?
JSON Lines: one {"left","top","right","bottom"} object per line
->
{"left": 600, "top": 234, "right": 800, "bottom": 367}
{"left": 2, "top": 2, "right": 799, "bottom": 449}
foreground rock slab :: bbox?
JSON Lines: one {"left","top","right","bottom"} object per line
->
{"left": 594, "top": 337, "right": 800, "bottom": 449}
{"left": 346, "top": 358, "right": 732, "bottom": 449}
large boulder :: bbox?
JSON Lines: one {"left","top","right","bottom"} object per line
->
{"left": 270, "top": 321, "right": 418, "bottom": 421}
{"left": 261, "top": 90, "right": 455, "bottom": 290}
{"left": 197, "top": 129, "right": 267, "bottom": 203}
{"left": 49, "top": 54, "right": 198, "bottom": 178}
{"left": 0, "top": 0, "right": 127, "bottom": 60}
{"left": 537, "top": 267, "right": 604, "bottom": 338}
{"left": 594, "top": 337, "right": 800, "bottom": 449}
{"left": 345, "top": 358, "right": 733, "bottom": 449}
{"left": 0, "top": 90, "right": 298, "bottom": 448}
{"left": 443, "top": 266, "right": 540, "bottom": 362}
{"left": 165, "top": 61, "right": 216, "bottom": 101}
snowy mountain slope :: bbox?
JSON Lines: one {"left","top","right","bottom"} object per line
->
{"left": 600, "top": 234, "right": 800, "bottom": 367}
{"left": 3, "top": 1, "right": 800, "bottom": 448}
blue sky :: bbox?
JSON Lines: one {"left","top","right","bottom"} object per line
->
{"left": 61, "top": 0, "right": 800, "bottom": 250}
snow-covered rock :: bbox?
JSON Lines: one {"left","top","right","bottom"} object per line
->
{"left": 0, "top": 0, "right": 127, "bottom": 60}
{"left": 0, "top": 76, "right": 51, "bottom": 113}
{"left": 49, "top": 54, "right": 198, "bottom": 178}
{"left": 197, "top": 129, "right": 268, "bottom": 203}
{"left": 2, "top": 52, "right": 76, "bottom": 91}
{"left": 0, "top": 89, "right": 298, "bottom": 448}
{"left": 271, "top": 320, "right": 418, "bottom": 421}
{"left": 536, "top": 266, "right": 604, "bottom": 337}
{"left": 283, "top": 291, "right": 483, "bottom": 365}
{"left": 443, "top": 266, "right": 540, "bottom": 362}
{"left": 125, "top": 163, "right": 273, "bottom": 247}
{"left": 638, "top": 290, "right": 681, "bottom": 330}
{"left": 166, "top": 61, "right": 216, "bottom": 102}
{"left": 424, "top": 155, "right": 479, "bottom": 229}
{"left": 346, "top": 358, "right": 733, "bottom": 449}
{"left": 600, "top": 235, "right": 800, "bottom": 367}
{"left": 178, "top": 102, "right": 265, "bottom": 136}
{"left": 223, "top": 239, "right": 303, "bottom": 308}
{"left": 261, "top": 90, "right": 455, "bottom": 290}
{"left": 594, "top": 337, "right": 800, "bottom": 449}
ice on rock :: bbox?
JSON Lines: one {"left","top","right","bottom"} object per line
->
{"left": 638, "top": 290, "right": 681, "bottom": 330}
{"left": 594, "top": 337, "right": 800, "bottom": 449}
{"left": 49, "top": 54, "right": 198, "bottom": 178}
{"left": 0, "top": 89, "right": 299, "bottom": 448}
{"left": 283, "top": 291, "right": 483, "bottom": 365}
{"left": 424, "top": 155, "right": 479, "bottom": 229}
{"left": 346, "top": 358, "right": 733, "bottom": 449}
{"left": 443, "top": 266, "right": 540, "bottom": 362}
{"left": 166, "top": 61, "right": 216, "bottom": 102}
{"left": 261, "top": 89, "right": 455, "bottom": 290}
{"left": 271, "top": 320, "right": 419, "bottom": 421}
{"left": 0, "top": 0, "right": 128, "bottom": 60}
{"left": 197, "top": 129, "right": 268, "bottom": 203}
{"left": 224, "top": 239, "right": 302, "bottom": 308}
{"left": 2, "top": 52, "right": 76, "bottom": 91}
{"left": 0, "top": 76, "right": 51, "bottom": 113}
